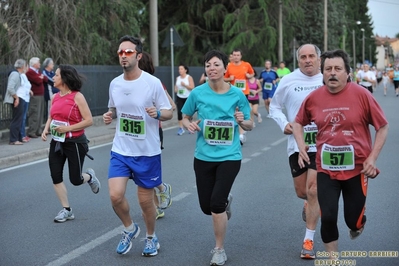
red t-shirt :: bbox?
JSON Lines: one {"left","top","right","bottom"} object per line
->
{"left": 51, "top": 91, "right": 84, "bottom": 138}
{"left": 224, "top": 61, "right": 254, "bottom": 95}
{"left": 295, "top": 82, "right": 388, "bottom": 180}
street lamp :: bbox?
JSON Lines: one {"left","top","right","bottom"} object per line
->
{"left": 352, "top": 21, "right": 361, "bottom": 70}
{"left": 361, "top": 28, "right": 365, "bottom": 64}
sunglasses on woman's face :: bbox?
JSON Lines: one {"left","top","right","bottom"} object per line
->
{"left": 117, "top": 49, "right": 137, "bottom": 57}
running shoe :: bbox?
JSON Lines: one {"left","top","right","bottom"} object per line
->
{"left": 156, "top": 208, "right": 165, "bottom": 220}
{"left": 158, "top": 183, "right": 172, "bottom": 209}
{"left": 257, "top": 113, "right": 262, "bottom": 123}
{"left": 54, "top": 208, "right": 74, "bottom": 223}
{"left": 349, "top": 215, "right": 366, "bottom": 240}
{"left": 302, "top": 201, "right": 307, "bottom": 222}
{"left": 239, "top": 134, "right": 246, "bottom": 144}
{"left": 177, "top": 127, "right": 185, "bottom": 135}
{"left": 142, "top": 236, "right": 160, "bottom": 257}
{"left": 116, "top": 223, "right": 141, "bottom": 254}
{"left": 226, "top": 193, "right": 233, "bottom": 220}
{"left": 210, "top": 248, "right": 227, "bottom": 265}
{"left": 253, "top": 122, "right": 256, "bottom": 128}
{"left": 86, "top": 168, "right": 100, "bottom": 194}
{"left": 300, "top": 239, "right": 315, "bottom": 259}
{"left": 267, "top": 114, "right": 272, "bottom": 118}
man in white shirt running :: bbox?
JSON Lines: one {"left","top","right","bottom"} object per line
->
{"left": 356, "top": 63, "right": 376, "bottom": 94}
{"left": 103, "top": 35, "right": 173, "bottom": 258}
{"left": 270, "top": 44, "right": 323, "bottom": 260}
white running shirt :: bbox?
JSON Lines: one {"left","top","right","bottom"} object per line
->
{"left": 270, "top": 69, "right": 323, "bottom": 156}
{"left": 357, "top": 70, "right": 376, "bottom": 87}
{"left": 176, "top": 75, "right": 191, "bottom": 98}
{"left": 108, "top": 71, "right": 172, "bottom": 156}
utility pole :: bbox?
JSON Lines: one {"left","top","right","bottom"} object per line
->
{"left": 149, "top": 0, "right": 159, "bottom": 66}
{"left": 353, "top": 29, "right": 356, "bottom": 70}
{"left": 278, "top": 0, "right": 283, "bottom": 62}
{"left": 361, "top": 28, "right": 365, "bottom": 64}
{"left": 324, "top": 0, "right": 328, "bottom": 51}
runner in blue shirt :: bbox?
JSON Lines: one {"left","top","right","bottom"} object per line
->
{"left": 259, "top": 60, "right": 279, "bottom": 118}
{"left": 182, "top": 50, "right": 252, "bottom": 266}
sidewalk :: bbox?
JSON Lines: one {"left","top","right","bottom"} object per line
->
{"left": 0, "top": 115, "right": 179, "bottom": 170}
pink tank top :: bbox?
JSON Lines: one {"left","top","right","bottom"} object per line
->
{"left": 247, "top": 79, "right": 259, "bottom": 100}
{"left": 50, "top": 91, "right": 84, "bottom": 138}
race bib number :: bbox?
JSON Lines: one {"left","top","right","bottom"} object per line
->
{"left": 203, "top": 119, "right": 234, "bottom": 145}
{"left": 50, "top": 120, "right": 68, "bottom": 142}
{"left": 321, "top": 143, "right": 355, "bottom": 171}
{"left": 118, "top": 113, "right": 146, "bottom": 139}
{"left": 303, "top": 124, "right": 318, "bottom": 152}
{"left": 235, "top": 79, "right": 246, "bottom": 90}
{"left": 178, "top": 89, "right": 185, "bottom": 95}
{"left": 263, "top": 82, "right": 273, "bottom": 90}
{"left": 248, "top": 90, "right": 257, "bottom": 99}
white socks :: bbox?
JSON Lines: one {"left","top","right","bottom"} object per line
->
{"left": 304, "top": 228, "right": 316, "bottom": 241}
{"left": 125, "top": 222, "right": 135, "bottom": 232}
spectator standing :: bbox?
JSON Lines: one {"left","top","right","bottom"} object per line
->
{"left": 43, "top": 58, "right": 59, "bottom": 118}
{"left": 5, "top": 59, "right": 26, "bottom": 145}
{"left": 17, "top": 62, "right": 33, "bottom": 143}
{"left": 26, "top": 57, "right": 48, "bottom": 138}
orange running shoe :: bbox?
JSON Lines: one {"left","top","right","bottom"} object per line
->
{"left": 301, "top": 239, "right": 315, "bottom": 259}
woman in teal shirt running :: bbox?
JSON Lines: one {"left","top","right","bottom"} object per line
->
{"left": 393, "top": 66, "right": 399, "bottom": 97}
{"left": 182, "top": 50, "right": 253, "bottom": 265}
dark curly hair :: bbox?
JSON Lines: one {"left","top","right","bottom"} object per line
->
{"left": 58, "top": 64, "right": 84, "bottom": 92}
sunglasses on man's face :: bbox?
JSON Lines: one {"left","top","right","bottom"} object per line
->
{"left": 117, "top": 49, "right": 137, "bottom": 57}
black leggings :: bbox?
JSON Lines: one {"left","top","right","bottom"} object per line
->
{"left": 49, "top": 140, "right": 88, "bottom": 185}
{"left": 194, "top": 158, "right": 241, "bottom": 215}
{"left": 176, "top": 96, "right": 187, "bottom": 121}
{"left": 317, "top": 172, "right": 367, "bottom": 243}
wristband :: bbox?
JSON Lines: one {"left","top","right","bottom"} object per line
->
{"left": 156, "top": 110, "right": 161, "bottom": 119}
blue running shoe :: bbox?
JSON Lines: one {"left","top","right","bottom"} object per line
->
{"left": 177, "top": 127, "right": 185, "bottom": 136}
{"left": 116, "top": 223, "right": 140, "bottom": 254}
{"left": 142, "top": 236, "right": 160, "bottom": 257}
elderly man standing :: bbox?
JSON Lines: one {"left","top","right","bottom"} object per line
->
{"left": 26, "top": 57, "right": 48, "bottom": 138}
{"left": 5, "top": 59, "right": 26, "bottom": 145}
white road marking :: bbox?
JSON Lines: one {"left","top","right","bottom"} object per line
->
{"left": 45, "top": 226, "right": 123, "bottom": 266}
{"left": 262, "top": 147, "right": 271, "bottom": 151}
{"left": 251, "top": 152, "right": 262, "bottom": 157}
{"left": 45, "top": 191, "right": 192, "bottom": 265}
{"left": 0, "top": 159, "right": 48, "bottom": 173}
{"left": 270, "top": 137, "right": 287, "bottom": 146}
{"left": 172, "top": 192, "right": 191, "bottom": 202}
{"left": 241, "top": 158, "right": 251, "bottom": 163}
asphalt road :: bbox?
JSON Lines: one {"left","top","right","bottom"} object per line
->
{"left": 0, "top": 85, "right": 398, "bottom": 266}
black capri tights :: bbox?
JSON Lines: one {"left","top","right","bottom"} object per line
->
{"left": 194, "top": 158, "right": 241, "bottom": 215}
{"left": 49, "top": 140, "right": 88, "bottom": 186}
{"left": 317, "top": 172, "right": 367, "bottom": 243}
{"left": 176, "top": 96, "right": 187, "bottom": 121}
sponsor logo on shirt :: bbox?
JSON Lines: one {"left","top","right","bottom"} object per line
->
{"left": 294, "top": 85, "right": 322, "bottom": 92}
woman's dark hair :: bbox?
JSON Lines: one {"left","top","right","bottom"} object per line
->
{"left": 59, "top": 64, "right": 84, "bottom": 91}
{"left": 118, "top": 35, "right": 143, "bottom": 54}
{"left": 139, "top": 51, "right": 155, "bottom": 75}
{"left": 320, "top": 49, "right": 351, "bottom": 82}
{"left": 179, "top": 64, "right": 189, "bottom": 74}
{"left": 203, "top": 50, "right": 228, "bottom": 69}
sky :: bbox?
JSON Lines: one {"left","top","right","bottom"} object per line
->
{"left": 367, "top": 0, "right": 399, "bottom": 38}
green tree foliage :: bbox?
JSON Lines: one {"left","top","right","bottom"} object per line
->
{"left": 0, "top": 0, "right": 143, "bottom": 65}
{"left": 1, "top": 0, "right": 377, "bottom": 67}
{"left": 151, "top": 0, "right": 304, "bottom": 67}
{"left": 342, "top": 0, "right": 376, "bottom": 66}
{"left": 294, "top": 0, "right": 347, "bottom": 52}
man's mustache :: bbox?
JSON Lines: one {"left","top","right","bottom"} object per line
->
{"left": 329, "top": 77, "right": 338, "bottom": 81}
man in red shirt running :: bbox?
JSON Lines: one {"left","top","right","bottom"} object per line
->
{"left": 293, "top": 49, "right": 388, "bottom": 259}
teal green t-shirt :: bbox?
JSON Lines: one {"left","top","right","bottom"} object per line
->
{"left": 181, "top": 83, "right": 251, "bottom": 162}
